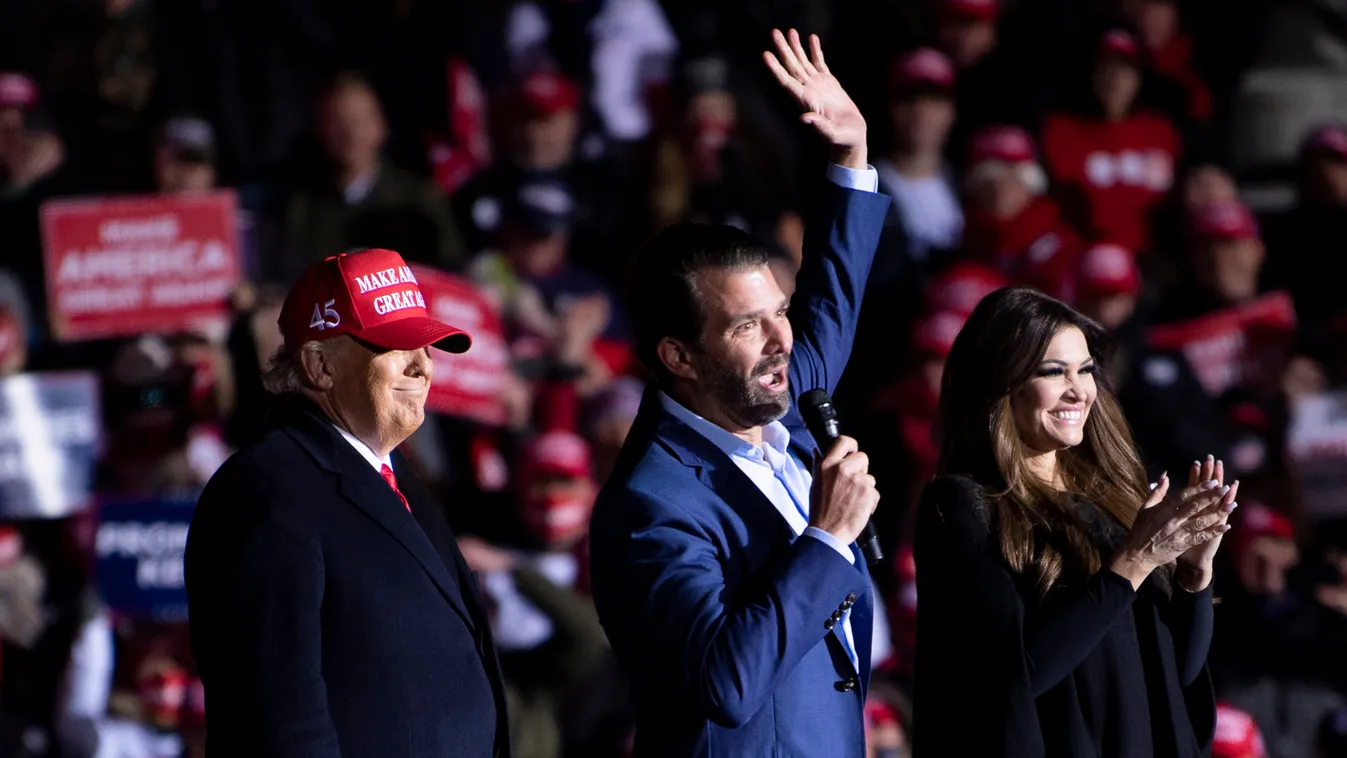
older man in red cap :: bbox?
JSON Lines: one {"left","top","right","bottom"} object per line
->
{"left": 185, "top": 248, "right": 509, "bottom": 758}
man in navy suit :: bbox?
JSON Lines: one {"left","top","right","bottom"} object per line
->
{"left": 185, "top": 248, "right": 509, "bottom": 757}
{"left": 589, "top": 30, "right": 891, "bottom": 758}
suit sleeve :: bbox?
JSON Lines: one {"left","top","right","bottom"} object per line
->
{"left": 596, "top": 487, "right": 868, "bottom": 728}
{"left": 235, "top": 506, "right": 343, "bottom": 757}
{"left": 787, "top": 180, "right": 890, "bottom": 399}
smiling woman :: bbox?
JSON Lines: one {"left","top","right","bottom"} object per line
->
{"left": 914, "top": 286, "right": 1237, "bottom": 758}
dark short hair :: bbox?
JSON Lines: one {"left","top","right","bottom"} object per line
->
{"left": 627, "top": 223, "right": 770, "bottom": 387}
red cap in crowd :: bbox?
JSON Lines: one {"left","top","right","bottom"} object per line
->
{"left": 520, "top": 429, "right": 593, "bottom": 483}
{"left": 0, "top": 307, "right": 22, "bottom": 369}
{"left": 926, "top": 262, "right": 1007, "bottom": 316}
{"left": 890, "top": 48, "right": 956, "bottom": 94}
{"left": 943, "top": 0, "right": 999, "bottom": 21}
{"left": 0, "top": 72, "right": 37, "bottom": 110}
{"left": 1190, "top": 202, "right": 1260, "bottom": 243}
{"left": 1099, "top": 29, "right": 1141, "bottom": 62}
{"left": 1237, "top": 502, "right": 1295, "bottom": 542}
{"left": 1301, "top": 123, "right": 1347, "bottom": 161}
{"left": 1077, "top": 243, "right": 1141, "bottom": 298}
{"left": 138, "top": 660, "right": 190, "bottom": 727}
{"left": 1212, "top": 702, "right": 1267, "bottom": 758}
{"left": 511, "top": 70, "right": 580, "bottom": 118}
{"left": 967, "top": 125, "right": 1038, "bottom": 167}
{"left": 0, "top": 525, "right": 22, "bottom": 568}
{"left": 912, "top": 310, "right": 966, "bottom": 358}
{"left": 278, "top": 248, "right": 472, "bottom": 353}
{"left": 865, "top": 699, "right": 901, "bottom": 729}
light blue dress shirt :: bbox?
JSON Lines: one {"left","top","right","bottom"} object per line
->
{"left": 658, "top": 391, "right": 862, "bottom": 671}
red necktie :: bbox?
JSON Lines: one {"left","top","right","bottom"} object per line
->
{"left": 380, "top": 464, "right": 411, "bottom": 512}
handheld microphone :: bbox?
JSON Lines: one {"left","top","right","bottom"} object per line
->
{"left": 798, "top": 389, "right": 884, "bottom": 566}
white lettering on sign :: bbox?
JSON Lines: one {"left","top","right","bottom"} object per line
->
{"left": 353, "top": 266, "right": 418, "bottom": 294}
{"left": 1083, "top": 149, "right": 1173, "bottom": 191}
{"left": 96, "top": 521, "right": 191, "bottom": 558}
{"left": 149, "top": 277, "right": 235, "bottom": 307}
{"left": 372, "top": 289, "right": 426, "bottom": 315}
{"left": 431, "top": 295, "right": 484, "bottom": 329}
{"left": 56, "top": 240, "right": 233, "bottom": 284}
{"left": 57, "top": 285, "right": 145, "bottom": 312}
{"left": 98, "top": 216, "right": 180, "bottom": 245}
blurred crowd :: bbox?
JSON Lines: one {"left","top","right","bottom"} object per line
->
{"left": 2, "top": 0, "right": 1347, "bottom": 756}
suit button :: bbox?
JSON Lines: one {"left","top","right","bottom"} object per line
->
{"left": 824, "top": 618, "right": 835, "bottom": 631}
{"left": 845, "top": 593, "right": 857, "bottom": 604}
{"left": 831, "top": 610, "right": 842, "bottom": 621}
{"left": 833, "top": 677, "right": 858, "bottom": 692}
{"left": 841, "top": 599, "right": 853, "bottom": 610}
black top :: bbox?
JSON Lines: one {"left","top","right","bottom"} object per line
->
{"left": 913, "top": 475, "right": 1216, "bottom": 758}
{"left": 185, "top": 399, "right": 510, "bottom": 758}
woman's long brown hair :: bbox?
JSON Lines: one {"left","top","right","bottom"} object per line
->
{"left": 935, "top": 287, "right": 1153, "bottom": 598}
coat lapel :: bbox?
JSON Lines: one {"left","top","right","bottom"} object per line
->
{"left": 337, "top": 457, "right": 477, "bottom": 631}
{"left": 648, "top": 392, "right": 876, "bottom": 685}
{"left": 650, "top": 399, "right": 793, "bottom": 546}
{"left": 282, "top": 406, "right": 476, "bottom": 631}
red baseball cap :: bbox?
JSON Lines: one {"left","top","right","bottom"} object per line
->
{"left": 967, "top": 125, "right": 1037, "bottom": 166}
{"left": 912, "top": 310, "right": 966, "bottom": 357}
{"left": 520, "top": 429, "right": 593, "bottom": 481}
{"left": 279, "top": 249, "right": 472, "bottom": 353}
{"left": 1212, "top": 703, "right": 1266, "bottom": 758}
{"left": 891, "top": 48, "right": 956, "bottom": 94}
{"left": 1302, "top": 123, "right": 1347, "bottom": 160}
{"left": 0, "top": 72, "right": 37, "bottom": 110}
{"left": 1078, "top": 243, "right": 1141, "bottom": 297}
{"left": 512, "top": 71, "right": 580, "bottom": 118}
{"left": 0, "top": 306, "right": 22, "bottom": 368}
{"left": 0, "top": 525, "right": 22, "bottom": 567}
{"left": 927, "top": 262, "right": 1007, "bottom": 316}
{"left": 1099, "top": 29, "right": 1140, "bottom": 62}
{"left": 943, "top": 0, "right": 999, "bottom": 21}
{"left": 1190, "top": 202, "right": 1260, "bottom": 243}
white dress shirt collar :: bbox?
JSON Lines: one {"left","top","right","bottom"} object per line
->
{"left": 331, "top": 424, "right": 392, "bottom": 472}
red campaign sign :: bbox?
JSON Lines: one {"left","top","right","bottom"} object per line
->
{"left": 41, "top": 191, "right": 241, "bottom": 341}
{"left": 411, "top": 265, "right": 508, "bottom": 426}
{"left": 1148, "top": 291, "right": 1297, "bottom": 396}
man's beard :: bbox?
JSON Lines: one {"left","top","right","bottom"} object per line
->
{"left": 700, "top": 353, "right": 791, "bottom": 428}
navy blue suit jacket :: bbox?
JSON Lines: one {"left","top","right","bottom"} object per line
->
{"left": 185, "top": 400, "right": 510, "bottom": 757}
{"left": 589, "top": 181, "right": 890, "bottom": 758}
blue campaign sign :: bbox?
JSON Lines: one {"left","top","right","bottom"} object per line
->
{"left": 96, "top": 494, "right": 198, "bottom": 619}
{"left": 0, "top": 371, "right": 102, "bottom": 518}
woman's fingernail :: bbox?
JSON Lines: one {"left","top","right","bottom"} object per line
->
{"left": 1223, "top": 523, "right": 1234, "bottom": 532}
{"left": 1207, "top": 454, "right": 1215, "bottom": 462}
{"left": 1226, "top": 501, "right": 1239, "bottom": 511}
{"left": 1205, "top": 479, "right": 1220, "bottom": 489}
{"left": 1220, "top": 485, "right": 1231, "bottom": 495}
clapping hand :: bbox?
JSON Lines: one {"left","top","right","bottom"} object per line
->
{"left": 762, "top": 29, "right": 868, "bottom": 169}
{"left": 1175, "top": 455, "right": 1238, "bottom": 590}
{"left": 1111, "top": 466, "right": 1233, "bottom": 590}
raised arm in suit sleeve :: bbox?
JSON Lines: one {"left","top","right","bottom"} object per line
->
{"left": 786, "top": 175, "right": 889, "bottom": 399}
{"left": 599, "top": 486, "right": 868, "bottom": 728}
{"left": 913, "top": 478, "right": 1140, "bottom": 754}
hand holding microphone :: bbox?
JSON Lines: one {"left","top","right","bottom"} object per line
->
{"left": 801, "top": 390, "right": 883, "bottom": 564}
